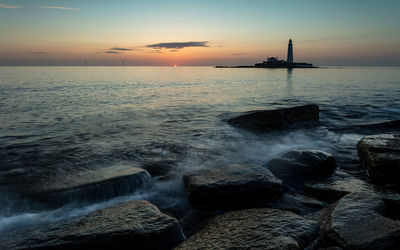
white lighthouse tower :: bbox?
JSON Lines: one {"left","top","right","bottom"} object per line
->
{"left": 287, "top": 39, "right": 293, "bottom": 63}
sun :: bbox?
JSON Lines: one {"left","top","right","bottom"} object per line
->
{"left": 173, "top": 64, "right": 177, "bottom": 67}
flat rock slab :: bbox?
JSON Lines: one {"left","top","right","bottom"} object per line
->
{"left": 319, "top": 191, "right": 400, "bottom": 249}
{"left": 227, "top": 104, "right": 319, "bottom": 131}
{"left": 1, "top": 200, "right": 184, "bottom": 250}
{"left": 175, "top": 208, "right": 321, "bottom": 250}
{"left": 183, "top": 164, "right": 283, "bottom": 211}
{"left": 267, "top": 149, "right": 336, "bottom": 188}
{"left": 357, "top": 134, "right": 400, "bottom": 184}
{"left": 26, "top": 165, "right": 151, "bottom": 205}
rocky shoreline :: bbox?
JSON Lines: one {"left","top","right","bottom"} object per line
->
{"left": 2, "top": 104, "right": 400, "bottom": 249}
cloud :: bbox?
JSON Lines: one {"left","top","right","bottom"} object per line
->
{"left": 0, "top": 3, "right": 20, "bottom": 8}
{"left": 109, "top": 47, "right": 132, "bottom": 51}
{"left": 34, "top": 51, "right": 48, "bottom": 55}
{"left": 147, "top": 41, "right": 209, "bottom": 49}
{"left": 40, "top": 6, "right": 79, "bottom": 11}
{"left": 105, "top": 51, "right": 121, "bottom": 54}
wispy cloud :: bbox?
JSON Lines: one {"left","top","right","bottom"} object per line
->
{"left": 147, "top": 41, "right": 209, "bottom": 49}
{"left": 40, "top": 6, "right": 79, "bottom": 11}
{"left": 109, "top": 47, "right": 132, "bottom": 51}
{"left": 0, "top": 3, "right": 20, "bottom": 8}
{"left": 34, "top": 51, "right": 48, "bottom": 55}
{"left": 105, "top": 51, "right": 121, "bottom": 54}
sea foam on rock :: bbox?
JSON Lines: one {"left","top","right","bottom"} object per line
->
{"left": 319, "top": 191, "right": 400, "bottom": 249}
{"left": 267, "top": 149, "right": 336, "bottom": 188}
{"left": 227, "top": 104, "right": 319, "bottom": 131}
{"left": 1, "top": 200, "right": 185, "bottom": 250}
{"left": 357, "top": 134, "right": 400, "bottom": 185}
{"left": 174, "top": 208, "right": 321, "bottom": 250}
{"left": 183, "top": 164, "right": 283, "bottom": 211}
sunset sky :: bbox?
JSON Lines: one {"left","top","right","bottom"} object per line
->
{"left": 1, "top": 0, "right": 399, "bottom": 66}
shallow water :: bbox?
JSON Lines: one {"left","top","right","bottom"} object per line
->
{"left": 1, "top": 66, "right": 400, "bottom": 232}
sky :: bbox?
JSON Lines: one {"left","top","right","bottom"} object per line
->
{"left": 0, "top": 0, "right": 400, "bottom": 66}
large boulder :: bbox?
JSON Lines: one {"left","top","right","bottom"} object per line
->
{"left": 267, "top": 149, "right": 336, "bottom": 188}
{"left": 175, "top": 208, "right": 321, "bottom": 250}
{"left": 227, "top": 104, "right": 319, "bottom": 131}
{"left": 319, "top": 191, "right": 400, "bottom": 249}
{"left": 1, "top": 200, "right": 185, "bottom": 250}
{"left": 357, "top": 134, "right": 400, "bottom": 185}
{"left": 183, "top": 164, "right": 283, "bottom": 211}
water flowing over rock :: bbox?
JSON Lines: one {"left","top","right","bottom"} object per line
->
{"left": 1, "top": 200, "right": 185, "bottom": 250}
{"left": 174, "top": 208, "right": 321, "bottom": 250}
{"left": 183, "top": 164, "right": 283, "bottom": 211}
{"left": 357, "top": 134, "right": 400, "bottom": 185}
{"left": 267, "top": 149, "right": 336, "bottom": 188}
{"left": 25, "top": 165, "right": 151, "bottom": 206}
{"left": 319, "top": 191, "right": 400, "bottom": 249}
{"left": 227, "top": 104, "right": 319, "bottom": 131}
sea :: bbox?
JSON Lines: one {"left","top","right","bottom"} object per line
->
{"left": 1, "top": 66, "right": 400, "bottom": 233}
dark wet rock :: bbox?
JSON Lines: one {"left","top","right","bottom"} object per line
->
{"left": 1, "top": 200, "right": 185, "bottom": 250}
{"left": 356, "top": 120, "right": 400, "bottom": 130}
{"left": 227, "top": 104, "right": 319, "bottom": 131}
{"left": 305, "top": 173, "right": 369, "bottom": 202}
{"left": 385, "top": 182, "right": 400, "bottom": 192}
{"left": 26, "top": 165, "right": 151, "bottom": 206}
{"left": 274, "top": 192, "right": 328, "bottom": 216}
{"left": 305, "top": 171, "right": 400, "bottom": 214}
{"left": 175, "top": 208, "right": 321, "bottom": 250}
{"left": 267, "top": 149, "right": 336, "bottom": 188}
{"left": 183, "top": 164, "right": 283, "bottom": 211}
{"left": 318, "top": 247, "right": 343, "bottom": 250}
{"left": 142, "top": 159, "right": 177, "bottom": 177}
{"left": 319, "top": 191, "right": 400, "bottom": 249}
{"left": 357, "top": 134, "right": 400, "bottom": 185}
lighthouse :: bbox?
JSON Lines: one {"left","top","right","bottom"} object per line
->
{"left": 287, "top": 39, "right": 293, "bottom": 63}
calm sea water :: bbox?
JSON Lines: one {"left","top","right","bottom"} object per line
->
{"left": 1, "top": 66, "right": 400, "bottom": 232}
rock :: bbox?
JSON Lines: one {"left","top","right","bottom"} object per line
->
{"left": 305, "top": 174, "right": 369, "bottom": 202}
{"left": 26, "top": 165, "right": 151, "bottom": 206}
{"left": 183, "top": 164, "right": 283, "bottom": 211}
{"left": 305, "top": 171, "right": 400, "bottom": 215}
{"left": 1, "top": 200, "right": 185, "bottom": 250}
{"left": 267, "top": 150, "right": 336, "bottom": 188}
{"left": 318, "top": 247, "right": 343, "bottom": 250}
{"left": 174, "top": 208, "right": 321, "bottom": 250}
{"left": 319, "top": 191, "right": 400, "bottom": 249}
{"left": 227, "top": 104, "right": 319, "bottom": 131}
{"left": 142, "top": 159, "right": 177, "bottom": 177}
{"left": 357, "top": 134, "right": 400, "bottom": 185}
{"left": 357, "top": 120, "right": 400, "bottom": 130}
{"left": 274, "top": 192, "right": 327, "bottom": 216}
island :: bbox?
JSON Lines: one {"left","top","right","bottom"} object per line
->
{"left": 216, "top": 39, "right": 317, "bottom": 68}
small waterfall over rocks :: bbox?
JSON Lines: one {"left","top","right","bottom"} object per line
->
{"left": 16, "top": 165, "right": 152, "bottom": 209}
